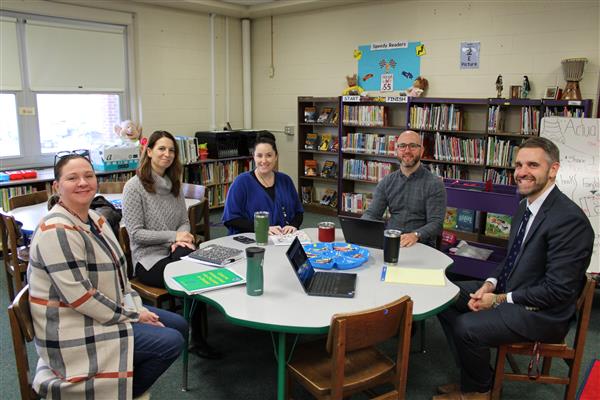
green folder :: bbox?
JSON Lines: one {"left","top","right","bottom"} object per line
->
{"left": 172, "top": 269, "right": 245, "bottom": 294}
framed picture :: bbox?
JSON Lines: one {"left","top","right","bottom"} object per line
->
{"left": 544, "top": 86, "right": 559, "bottom": 99}
{"left": 510, "top": 85, "right": 521, "bottom": 99}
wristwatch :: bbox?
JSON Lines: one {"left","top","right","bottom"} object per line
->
{"left": 413, "top": 231, "right": 421, "bottom": 240}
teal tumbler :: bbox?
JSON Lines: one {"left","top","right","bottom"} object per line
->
{"left": 246, "top": 247, "right": 265, "bottom": 296}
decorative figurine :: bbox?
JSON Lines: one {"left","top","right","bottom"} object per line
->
{"left": 342, "top": 74, "right": 364, "bottom": 96}
{"left": 405, "top": 76, "right": 429, "bottom": 97}
{"left": 495, "top": 74, "right": 503, "bottom": 98}
{"left": 521, "top": 76, "right": 531, "bottom": 98}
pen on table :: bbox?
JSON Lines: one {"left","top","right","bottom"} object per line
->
{"left": 380, "top": 265, "right": 387, "bottom": 281}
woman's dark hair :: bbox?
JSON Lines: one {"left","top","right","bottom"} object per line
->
{"left": 137, "top": 130, "right": 182, "bottom": 196}
{"left": 254, "top": 131, "right": 277, "bottom": 155}
{"left": 53, "top": 154, "right": 95, "bottom": 181}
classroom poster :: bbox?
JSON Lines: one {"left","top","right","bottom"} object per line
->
{"left": 357, "top": 41, "right": 421, "bottom": 92}
{"left": 460, "top": 41, "right": 480, "bottom": 69}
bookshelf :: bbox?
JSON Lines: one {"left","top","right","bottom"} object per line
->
{"left": 297, "top": 97, "right": 340, "bottom": 216}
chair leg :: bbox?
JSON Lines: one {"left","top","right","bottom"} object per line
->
{"left": 5, "top": 269, "right": 15, "bottom": 301}
{"left": 541, "top": 356, "right": 552, "bottom": 375}
{"left": 492, "top": 346, "right": 508, "bottom": 400}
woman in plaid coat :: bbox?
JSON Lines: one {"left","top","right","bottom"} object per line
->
{"left": 27, "top": 154, "right": 187, "bottom": 399}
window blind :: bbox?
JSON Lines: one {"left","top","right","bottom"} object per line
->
{"left": 0, "top": 17, "right": 22, "bottom": 90}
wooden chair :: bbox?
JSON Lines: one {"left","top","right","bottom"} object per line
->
{"left": 182, "top": 183, "right": 210, "bottom": 244}
{"left": 118, "top": 226, "right": 174, "bottom": 309}
{"left": 8, "top": 190, "right": 48, "bottom": 211}
{"left": 492, "top": 277, "right": 596, "bottom": 400}
{"left": 8, "top": 285, "right": 39, "bottom": 400}
{"left": 98, "top": 181, "right": 126, "bottom": 194}
{"left": 286, "top": 296, "right": 413, "bottom": 400}
{"left": 1, "top": 211, "right": 29, "bottom": 301}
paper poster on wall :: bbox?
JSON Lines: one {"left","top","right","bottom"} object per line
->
{"left": 540, "top": 117, "right": 600, "bottom": 272}
{"left": 357, "top": 41, "right": 421, "bottom": 92}
{"left": 460, "top": 41, "right": 480, "bottom": 69}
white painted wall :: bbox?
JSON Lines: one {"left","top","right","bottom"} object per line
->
{"left": 251, "top": 0, "right": 599, "bottom": 180}
{"left": 1, "top": 0, "right": 245, "bottom": 137}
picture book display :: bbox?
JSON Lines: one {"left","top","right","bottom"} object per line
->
{"left": 301, "top": 185, "right": 313, "bottom": 204}
{"left": 320, "top": 188, "right": 337, "bottom": 207}
{"left": 443, "top": 207, "right": 457, "bottom": 230}
{"left": 456, "top": 208, "right": 476, "bottom": 232}
{"left": 320, "top": 160, "right": 337, "bottom": 178}
{"left": 304, "top": 107, "right": 317, "bottom": 122}
{"left": 319, "top": 134, "right": 332, "bottom": 151}
{"left": 304, "top": 159, "right": 318, "bottom": 176}
{"left": 485, "top": 213, "right": 512, "bottom": 239}
{"left": 171, "top": 268, "right": 245, "bottom": 294}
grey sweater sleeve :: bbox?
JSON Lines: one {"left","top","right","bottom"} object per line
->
{"left": 362, "top": 176, "right": 389, "bottom": 221}
{"left": 420, "top": 177, "right": 446, "bottom": 242}
{"left": 175, "top": 192, "right": 191, "bottom": 233}
{"left": 122, "top": 179, "right": 177, "bottom": 245}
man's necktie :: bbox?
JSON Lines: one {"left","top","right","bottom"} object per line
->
{"left": 497, "top": 208, "right": 532, "bottom": 293}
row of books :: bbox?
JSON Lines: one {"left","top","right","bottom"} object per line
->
{"left": 483, "top": 168, "right": 515, "bottom": 185}
{"left": 543, "top": 107, "right": 586, "bottom": 118}
{"left": 433, "top": 132, "right": 486, "bottom": 164}
{"left": 0, "top": 184, "right": 51, "bottom": 211}
{"left": 341, "top": 192, "right": 373, "bottom": 214}
{"left": 342, "top": 105, "right": 387, "bottom": 127}
{"left": 342, "top": 159, "right": 394, "bottom": 182}
{"left": 184, "top": 159, "right": 253, "bottom": 186}
{"left": 341, "top": 133, "right": 398, "bottom": 156}
{"left": 486, "top": 137, "right": 518, "bottom": 168}
{"left": 205, "top": 183, "right": 231, "bottom": 208}
{"left": 175, "top": 136, "right": 200, "bottom": 164}
{"left": 303, "top": 159, "right": 337, "bottom": 178}
{"left": 410, "top": 104, "right": 464, "bottom": 131}
{"left": 425, "top": 163, "right": 469, "bottom": 180}
{"left": 304, "top": 106, "right": 339, "bottom": 124}
{"left": 97, "top": 172, "right": 134, "bottom": 183}
{"left": 487, "top": 106, "right": 540, "bottom": 135}
{"left": 304, "top": 133, "right": 338, "bottom": 152}
{"left": 444, "top": 207, "right": 512, "bottom": 239}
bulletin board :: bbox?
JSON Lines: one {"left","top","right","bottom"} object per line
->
{"left": 357, "top": 41, "right": 422, "bottom": 92}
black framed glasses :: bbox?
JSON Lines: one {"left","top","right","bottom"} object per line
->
{"left": 397, "top": 143, "right": 422, "bottom": 150}
{"left": 53, "top": 149, "right": 90, "bottom": 166}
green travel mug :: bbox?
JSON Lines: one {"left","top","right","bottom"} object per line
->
{"left": 254, "top": 211, "right": 269, "bottom": 245}
{"left": 246, "top": 247, "right": 265, "bottom": 296}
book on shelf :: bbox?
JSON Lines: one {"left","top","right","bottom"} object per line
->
{"left": 170, "top": 268, "right": 245, "bottom": 295}
{"left": 317, "top": 107, "right": 334, "bottom": 123}
{"left": 304, "top": 133, "right": 319, "bottom": 150}
{"left": 331, "top": 136, "right": 339, "bottom": 152}
{"left": 485, "top": 213, "right": 512, "bottom": 239}
{"left": 456, "top": 208, "right": 476, "bottom": 232}
{"left": 443, "top": 207, "right": 458, "bottom": 230}
{"left": 304, "top": 159, "right": 318, "bottom": 176}
{"left": 318, "top": 134, "right": 332, "bottom": 151}
{"left": 330, "top": 109, "right": 339, "bottom": 124}
{"left": 301, "top": 185, "right": 313, "bottom": 204}
{"left": 319, "top": 188, "right": 337, "bottom": 207}
{"left": 342, "top": 192, "right": 373, "bottom": 214}
{"left": 304, "top": 106, "right": 317, "bottom": 122}
{"left": 320, "top": 160, "right": 337, "bottom": 178}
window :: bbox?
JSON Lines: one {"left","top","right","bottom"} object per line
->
{"left": 37, "top": 94, "right": 121, "bottom": 154}
{"left": 0, "top": 12, "right": 129, "bottom": 168}
{"left": 0, "top": 93, "right": 20, "bottom": 157}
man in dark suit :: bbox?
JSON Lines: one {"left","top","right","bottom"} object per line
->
{"left": 434, "top": 137, "right": 594, "bottom": 400}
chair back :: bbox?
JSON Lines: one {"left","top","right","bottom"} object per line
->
{"left": 8, "top": 285, "right": 38, "bottom": 400}
{"left": 571, "top": 276, "right": 595, "bottom": 366}
{"left": 182, "top": 183, "right": 205, "bottom": 200}
{"left": 118, "top": 226, "right": 134, "bottom": 278}
{"left": 98, "top": 181, "right": 126, "bottom": 194}
{"left": 326, "top": 295, "right": 412, "bottom": 353}
{"left": 182, "top": 183, "right": 210, "bottom": 244}
{"left": 9, "top": 191, "right": 48, "bottom": 210}
{"left": 1, "top": 211, "right": 28, "bottom": 300}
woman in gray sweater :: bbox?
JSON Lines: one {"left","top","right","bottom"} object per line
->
{"left": 123, "top": 130, "right": 220, "bottom": 359}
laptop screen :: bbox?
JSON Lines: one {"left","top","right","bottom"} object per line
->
{"left": 339, "top": 216, "right": 385, "bottom": 249}
{"left": 285, "top": 237, "right": 314, "bottom": 291}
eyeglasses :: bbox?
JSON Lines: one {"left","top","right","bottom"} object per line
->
{"left": 397, "top": 143, "right": 422, "bottom": 150}
{"left": 53, "top": 149, "right": 91, "bottom": 166}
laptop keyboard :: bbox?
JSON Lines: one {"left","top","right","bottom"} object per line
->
{"left": 189, "top": 244, "right": 243, "bottom": 265}
{"left": 310, "top": 273, "right": 344, "bottom": 294}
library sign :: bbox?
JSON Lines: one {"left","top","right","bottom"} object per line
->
{"left": 357, "top": 40, "right": 421, "bottom": 92}
{"left": 460, "top": 41, "right": 480, "bottom": 69}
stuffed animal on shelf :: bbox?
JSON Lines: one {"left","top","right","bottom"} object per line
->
{"left": 342, "top": 74, "right": 364, "bottom": 96}
{"left": 114, "top": 120, "right": 147, "bottom": 147}
{"left": 495, "top": 75, "right": 503, "bottom": 98}
{"left": 405, "top": 76, "right": 429, "bottom": 97}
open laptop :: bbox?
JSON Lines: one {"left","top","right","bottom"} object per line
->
{"left": 339, "top": 215, "right": 385, "bottom": 249}
{"left": 286, "top": 237, "right": 357, "bottom": 298}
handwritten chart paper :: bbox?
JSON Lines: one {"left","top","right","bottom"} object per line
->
{"left": 541, "top": 117, "right": 599, "bottom": 272}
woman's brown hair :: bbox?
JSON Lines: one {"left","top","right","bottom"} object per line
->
{"left": 137, "top": 130, "right": 182, "bottom": 196}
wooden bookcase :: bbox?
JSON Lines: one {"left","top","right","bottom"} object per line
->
{"left": 297, "top": 97, "right": 340, "bottom": 216}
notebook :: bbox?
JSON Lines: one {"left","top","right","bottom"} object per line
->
{"left": 170, "top": 268, "right": 245, "bottom": 295}
{"left": 187, "top": 244, "right": 244, "bottom": 267}
{"left": 339, "top": 216, "right": 386, "bottom": 249}
{"left": 286, "top": 237, "right": 357, "bottom": 298}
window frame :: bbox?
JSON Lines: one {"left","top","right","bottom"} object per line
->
{"left": 0, "top": 11, "right": 131, "bottom": 169}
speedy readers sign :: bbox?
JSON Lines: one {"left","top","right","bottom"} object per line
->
{"left": 357, "top": 40, "right": 421, "bottom": 92}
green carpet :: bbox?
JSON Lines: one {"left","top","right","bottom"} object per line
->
{"left": 2, "top": 210, "right": 598, "bottom": 399}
